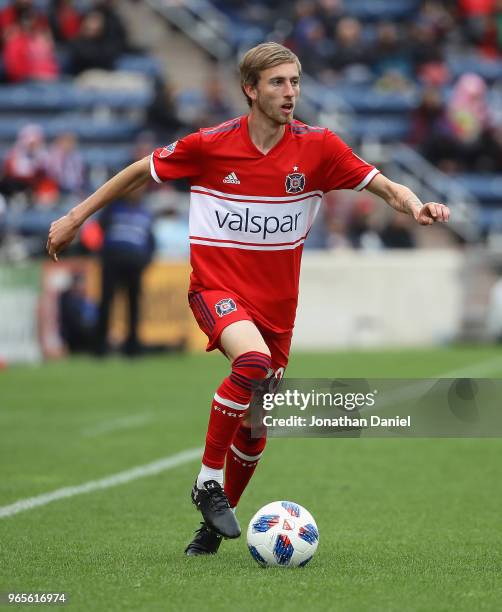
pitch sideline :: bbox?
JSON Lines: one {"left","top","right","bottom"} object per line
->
{"left": 0, "top": 447, "right": 203, "bottom": 519}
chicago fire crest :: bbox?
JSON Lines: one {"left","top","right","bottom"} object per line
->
{"left": 215, "top": 298, "right": 237, "bottom": 317}
{"left": 285, "top": 167, "right": 306, "bottom": 194}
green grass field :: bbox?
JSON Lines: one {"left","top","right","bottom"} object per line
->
{"left": 1, "top": 347, "right": 502, "bottom": 611}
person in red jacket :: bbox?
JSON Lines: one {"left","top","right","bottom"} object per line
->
{"left": 0, "top": 0, "right": 47, "bottom": 37}
{"left": 1, "top": 124, "right": 50, "bottom": 199}
{"left": 2, "top": 10, "right": 59, "bottom": 82}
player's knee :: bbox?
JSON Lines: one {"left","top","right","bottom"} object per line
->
{"left": 231, "top": 351, "right": 272, "bottom": 387}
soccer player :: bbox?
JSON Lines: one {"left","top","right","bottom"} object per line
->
{"left": 46, "top": 42, "right": 450, "bottom": 555}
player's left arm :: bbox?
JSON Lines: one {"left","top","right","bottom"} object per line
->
{"left": 365, "top": 173, "right": 450, "bottom": 226}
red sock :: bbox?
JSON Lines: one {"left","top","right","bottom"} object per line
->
{"left": 202, "top": 351, "right": 271, "bottom": 470}
{"left": 225, "top": 424, "right": 267, "bottom": 508}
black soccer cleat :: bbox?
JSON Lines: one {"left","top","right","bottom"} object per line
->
{"left": 191, "top": 479, "right": 241, "bottom": 539}
{"left": 185, "top": 522, "right": 223, "bottom": 556}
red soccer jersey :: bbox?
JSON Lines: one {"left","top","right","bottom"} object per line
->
{"left": 151, "top": 115, "right": 379, "bottom": 333}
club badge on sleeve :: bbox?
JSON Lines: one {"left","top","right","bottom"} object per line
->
{"left": 159, "top": 141, "right": 178, "bottom": 158}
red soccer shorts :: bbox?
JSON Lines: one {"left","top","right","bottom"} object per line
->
{"left": 188, "top": 290, "right": 292, "bottom": 371}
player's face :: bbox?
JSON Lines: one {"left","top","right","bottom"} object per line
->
{"left": 251, "top": 63, "right": 300, "bottom": 125}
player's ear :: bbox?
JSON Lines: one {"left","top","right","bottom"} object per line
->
{"left": 243, "top": 82, "right": 257, "bottom": 103}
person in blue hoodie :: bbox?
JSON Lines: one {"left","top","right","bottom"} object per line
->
{"left": 95, "top": 189, "right": 154, "bottom": 356}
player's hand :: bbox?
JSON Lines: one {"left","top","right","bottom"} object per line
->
{"left": 46, "top": 212, "right": 80, "bottom": 262}
{"left": 415, "top": 202, "right": 450, "bottom": 226}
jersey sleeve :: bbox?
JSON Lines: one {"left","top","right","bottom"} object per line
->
{"left": 321, "top": 130, "right": 379, "bottom": 193}
{"left": 150, "top": 131, "right": 202, "bottom": 183}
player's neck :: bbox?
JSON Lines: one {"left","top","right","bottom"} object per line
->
{"left": 247, "top": 110, "right": 286, "bottom": 155}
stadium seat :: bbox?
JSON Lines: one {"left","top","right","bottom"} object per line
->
{"left": 332, "top": 86, "right": 418, "bottom": 114}
{"left": 5, "top": 207, "right": 68, "bottom": 235}
{"left": 447, "top": 54, "right": 502, "bottom": 83}
{"left": 479, "top": 208, "right": 502, "bottom": 231}
{"left": 454, "top": 174, "right": 502, "bottom": 206}
{"left": 79, "top": 145, "right": 134, "bottom": 169}
{"left": 0, "top": 115, "right": 142, "bottom": 143}
{"left": 114, "top": 54, "right": 163, "bottom": 78}
{"left": 341, "top": 0, "right": 420, "bottom": 21}
{"left": 0, "top": 83, "right": 152, "bottom": 113}
{"left": 348, "top": 115, "right": 411, "bottom": 141}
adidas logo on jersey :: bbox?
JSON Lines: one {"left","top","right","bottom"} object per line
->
{"left": 223, "top": 172, "right": 240, "bottom": 184}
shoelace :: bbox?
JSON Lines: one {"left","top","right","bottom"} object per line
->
{"left": 207, "top": 486, "right": 231, "bottom": 512}
{"left": 194, "top": 522, "right": 206, "bottom": 535}
{"left": 193, "top": 523, "right": 221, "bottom": 541}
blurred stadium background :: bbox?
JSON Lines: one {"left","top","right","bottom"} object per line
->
{"left": 1, "top": 0, "right": 502, "bottom": 361}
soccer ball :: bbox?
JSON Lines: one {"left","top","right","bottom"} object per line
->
{"left": 246, "top": 501, "right": 319, "bottom": 568}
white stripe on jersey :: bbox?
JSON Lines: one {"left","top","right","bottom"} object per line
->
{"left": 189, "top": 190, "right": 321, "bottom": 251}
{"left": 354, "top": 168, "right": 380, "bottom": 191}
{"left": 190, "top": 238, "right": 307, "bottom": 251}
{"left": 150, "top": 153, "right": 162, "bottom": 183}
{"left": 191, "top": 185, "right": 323, "bottom": 202}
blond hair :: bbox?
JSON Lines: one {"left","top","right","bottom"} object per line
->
{"left": 239, "top": 42, "right": 302, "bottom": 107}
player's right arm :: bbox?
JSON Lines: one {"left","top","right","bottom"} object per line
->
{"left": 46, "top": 156, "right": 151, "bottom": 261}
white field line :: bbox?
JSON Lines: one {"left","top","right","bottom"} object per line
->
{"left": 81, "top": 413, "right": 154, "bottom": 437}
{"left": 0, "top": 447, "right": 202, "bottom": 520}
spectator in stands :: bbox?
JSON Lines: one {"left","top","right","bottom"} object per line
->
{"left": 408, "top": 18, "right": 446, "bottom": 82}
{"left": 0, "top": 124, "right": 50, "bottom": 200}
{"left": 371, "top": 22, "right": 412, "bottom": 80}
{"left": 419, "top": 0, "right": 456, "bottom": 40}
{"left": 92, "top": 0, "right": 130, "bottom": 56}
{"left": 48, "top": 0, "right": 82, "bottom": 43}
{"left": 346, "top": 195, "right": 382, "bottom": 250}
{"left": 47, "top": 132, "right": 85, "bottom": 197}
{"left": 2, "top": 10, "right": 59, "bottom": 82}
{"left": 412, "top": 73, "right": 498, "bottom": 172}
{"left": 292, "top": 18, "right": 335, "bottom": 78}
{"left": 409, "top": 86, "right": 458, "bottom": 167}
{"left": 331, "top": 17, "right": 371, "bottom": 78}
{"left": 0, "top": 195, "right": 6, "bottom": 246}
{"left": 446, "top": 72, "right": 495, "bottom": 169}
{"left": 197, "top": 76, "right": 235, "bottom": 127}
{"left": 316, "top": 0, "right": 344, "bottom": 33}
{"left": 287, "top": 1, "right": 335, "bottom": 76}
{"left": 69, "top": 9, "right": 122, "bottom": 74}
{"left": 59, "top": 272, "right": 98, "bottom": 354}
{"left": 147, "top": 77, "right": 185, "bottom": 143}
{"left": 448, "top": 73, "right": 491, "bottom": 139}
{"left": 484, "top": 124, "right": 502, "bottom": 172}
{"left": 495, "top": 0, "right": 502, "bottom": 48}
{"left": 371, "top": 22, "right": 416, "bottom": 92}
{"left": 323, "top": 190, "right": 353, "bottom": 249}
{"left": 458, "top": 0, "right": 496, "bottom": 47}
{"left": 95, "top": 188, "right": 155, "bottom": 356}
{"left": 379, "top": 213, "right": 416, "bottom": 249}
{"left": 452, "top": 72, "right": 502, "bottom": 171}
{"left": 290, "top": 0, "right": 320, "bottom": 48}
{"left": 0, "top": 0, "right": 47, "bottom": 41}
{"left": 474, "top": 0, "right": 502, "bottom": 57}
